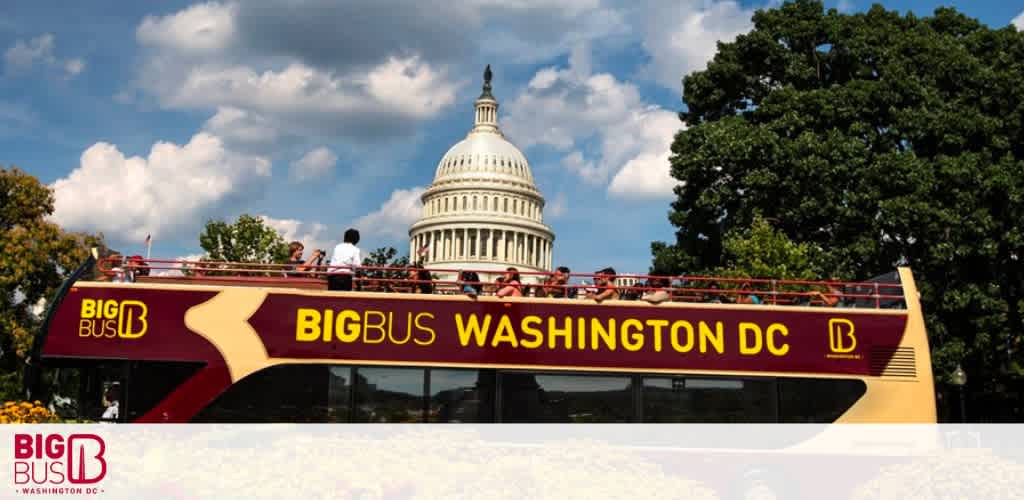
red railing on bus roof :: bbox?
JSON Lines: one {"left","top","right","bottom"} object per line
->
{"left": 94, "top": 257, "right": 906, "bottom": 309}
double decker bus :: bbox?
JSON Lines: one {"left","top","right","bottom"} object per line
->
{"left": 25, "top": 255, "right": 935, "bottom": 424}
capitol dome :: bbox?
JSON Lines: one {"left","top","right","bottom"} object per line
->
{"left": 408, "top": 65, "right": 555, "bottom": 283}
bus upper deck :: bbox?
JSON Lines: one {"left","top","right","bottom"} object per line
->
{"left": 27, "top": 256, "right": 935, "bottom": 423}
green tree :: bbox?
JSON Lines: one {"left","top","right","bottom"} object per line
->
{"left": 198, "top": 214, "right": 290, "bottom": 264}
{"left": 359, "top": 247, "right": 409, "bottom": 291}
{"left": 717, "top": 216, "right": 823, "bottom": 280}
{"left": 652, "top": 1, "right": 1024, "bottom": 402}
{"left": 1, "top": 167, "right": 103, "bottom": 400}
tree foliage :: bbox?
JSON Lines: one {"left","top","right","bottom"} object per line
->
{"left": 717, "top": 216, "right": 823, "bottom": 281}
{"left": 198, "top": 214, "right": 289, "bottom": 264}
{"left": 359, "top": 247, "right": 410, "bottom": 291}
{"left": 652, "top": 1, "right": 1024, "bottom": 398}
{"left": 0, "top": 167, "right": 103, "bottom": 400}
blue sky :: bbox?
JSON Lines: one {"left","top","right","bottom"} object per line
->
{"left": 4, "top": 0, "right": 1022, "bottom": 274}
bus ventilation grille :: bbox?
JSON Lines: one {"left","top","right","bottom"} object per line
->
{"left": 869, "top": 347, "right": 916, "bottom": 378}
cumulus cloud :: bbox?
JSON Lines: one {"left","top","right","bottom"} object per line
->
{"left": 546, "top": 192, "right": 567, "bottom": 218}
{"left": 474, "top": 0, "right": 628, "bottom": 64}
{"left": 4, "top": 33, "right": 85, "bottom": 78}
{"left": 130, "top": 0, "right": 636, "bottom": 145}
{"left": 503, "top": 45, "right": 680, "bottom": 199}
{"left": 260, "top": 215, "right": 330, "bottom": 252}
{"left": 135, "top": 1, "right": 466, "bottom": 144}
{"left": 289, "top": 147, "right": 338, "bottom": 182}
{"left": 353, "top": 187, "right": 426, "bottom": 240}
{"left": 202, "top": 106, "right": 278, "bottom": 145}
{"left": 51, "top": 133, "right": 271, "bottom": 244}
{"left": 137, "top": 1, "right": 238, "bottom": 54}
{"left": 632, "top": 0, "right": 754, "bottom": 90}
{"left": 1013, "top": 11, "right": 1024, "bottom": 29}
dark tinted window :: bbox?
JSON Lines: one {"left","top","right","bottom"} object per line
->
{"left": 642, "top": 377, "right": 778, "bottom": 423}
{"left": 353, "top": 367, "right": 425, "bottom": 423}
{"left": 501, "top": 372, "right": 632, "bottom": 422}
{"left": 125, "top": 361, "right": 204, "bottom": 421}
{"left": 42, "top": 359, "right": 202, "bottom": 422}
{"left": 778, "top": 378, "right": 866, "bottom": 423}
{"left": 193, "top": 365, "right": 340, "bottom": 423}
{"left": 428, "top": 369, "right": 494, "bottom": 423}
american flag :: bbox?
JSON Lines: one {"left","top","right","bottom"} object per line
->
{"left": 417, "top": 244, "right": 429, "bottom": 256}
{"left": 145, "top": 234, "right": 151, "bottom": 245}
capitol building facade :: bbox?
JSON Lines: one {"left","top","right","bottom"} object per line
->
{"left": 408, "top": 67, "right": 555, "bottom": 283}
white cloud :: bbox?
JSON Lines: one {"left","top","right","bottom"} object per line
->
{"left": 503, "top": 45, "right": 681, "bottom": 199}
{"left": 607, "top": 151, "right": 675, "bottom": 199}
{"left": 4, "top": 34, "right": 55, "bottom": 69}
{"left": 135, "top": 2, "right": 463, "bottom": 144}
{"left": 1013, "top": 11, "right": 1024, "bottom": 29}
{"left": 202, "top": 106, "right": 278, "bottom": 145}
{"left": 546, "top": 192, "right": 567, "bottom": 218}
{"left": 353, "top": 187, "right": 426, "bottom": 240}
{"left": 607, "top": 112, "right": 680, "bottom": 199}
{"left": 51, "top": 133, "right": 271, "bottom": 244}
{"left": 170, "top": 58, "right": 455, "bottom": 120}
{"left": 4, "top": 33, "right": 85, "bottom": 78}
{"left": 259, "top": 216, "right": 330, "bottom": 252}
{"left": 130, "top": 0, "right": 635, "bottom": 145}
{"left": 137, "top": 1, "right": 238, "bottom": 53}
{"left": 289, "top": 147, "right": 338, "bottom": 181}
{"left": 140, "top": 56, "right": 460, "bottom": 142}
{"left": 633, "top": 0, "right": 754, "bottom": 90}
{"left": 836, "top": 0, "right": 855, "bottom": 13}
{"left": 64, "top": 58, "right": 85, "bottom": 76}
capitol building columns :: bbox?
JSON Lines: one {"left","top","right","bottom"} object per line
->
{"left": 408, "top": 69, "right": 556, "bottom": 285}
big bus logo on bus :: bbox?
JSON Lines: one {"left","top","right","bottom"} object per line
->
{"left": 79, "top": 299, "right": 148, "bottom": 339}
{"left": 827, "top": 318, "right": 859, "bottom": 359}
{"left": 13, "top": 434, "right": 106, "bottom": 493}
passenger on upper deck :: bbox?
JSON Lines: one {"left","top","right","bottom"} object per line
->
{"left": 459, "top": 270, "right": 482, "bottom": 296}
{"left": 107, "top": 253, "right": 126, "bottom": 282}
{"left": 813, "top": 278, "right": 844, "bottom": 307}
{"left": 735, "top": 282, "right": 763, "bottom": 305}
{"left": 124, "top": 255, "right": 148, "bottom": 282}
{"left": 586, "top": 267, "right": 620, "bottom": 303}
{"left": 411, "top": 264, "right": 434, "bottom": 294}
{"left": 285, "top": 241, "right": 322, "bottom": 277}
{"left": 495, "top": 268, "right": 522, "bottom": 297}
{"left": 703, "top": 282, "right": 724, "bottom": 303}
{"left": 537, "top": 266, "right": 570, "bottom": 298}
{"left": 328, "top": 229, "right": 361, "bottom": 291}
{"left": 642, "top": 276, "right": 672, "bottom": 304}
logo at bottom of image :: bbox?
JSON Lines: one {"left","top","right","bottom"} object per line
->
{"left": 12, "top": 434, "right": 107, "bottom": 496}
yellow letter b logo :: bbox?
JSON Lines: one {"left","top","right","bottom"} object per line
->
{"left": 828, "top": 319, "right": 856, "bottom": 353}
{"left": 118, "top": 300, "right": 148, "bottom": 339}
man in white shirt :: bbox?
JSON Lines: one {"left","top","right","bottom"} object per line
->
{"left": 329, "top": 228, "right": 361, "bottom": 291}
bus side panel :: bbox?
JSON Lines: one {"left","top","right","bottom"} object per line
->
{"left": 42, "top": 286, "right": 224, "bottom": 364}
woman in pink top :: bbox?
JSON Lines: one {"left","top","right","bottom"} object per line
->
{"left": 495, "top": 267, "right": 522, "bottom": 297}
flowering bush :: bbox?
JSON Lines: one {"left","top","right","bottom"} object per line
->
{"left": 0, "top": 400, "right": 60, "bottom": 424}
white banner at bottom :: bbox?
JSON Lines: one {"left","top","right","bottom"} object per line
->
{"left": 1, "top": 424, "right": 1021, "bottom": 499}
